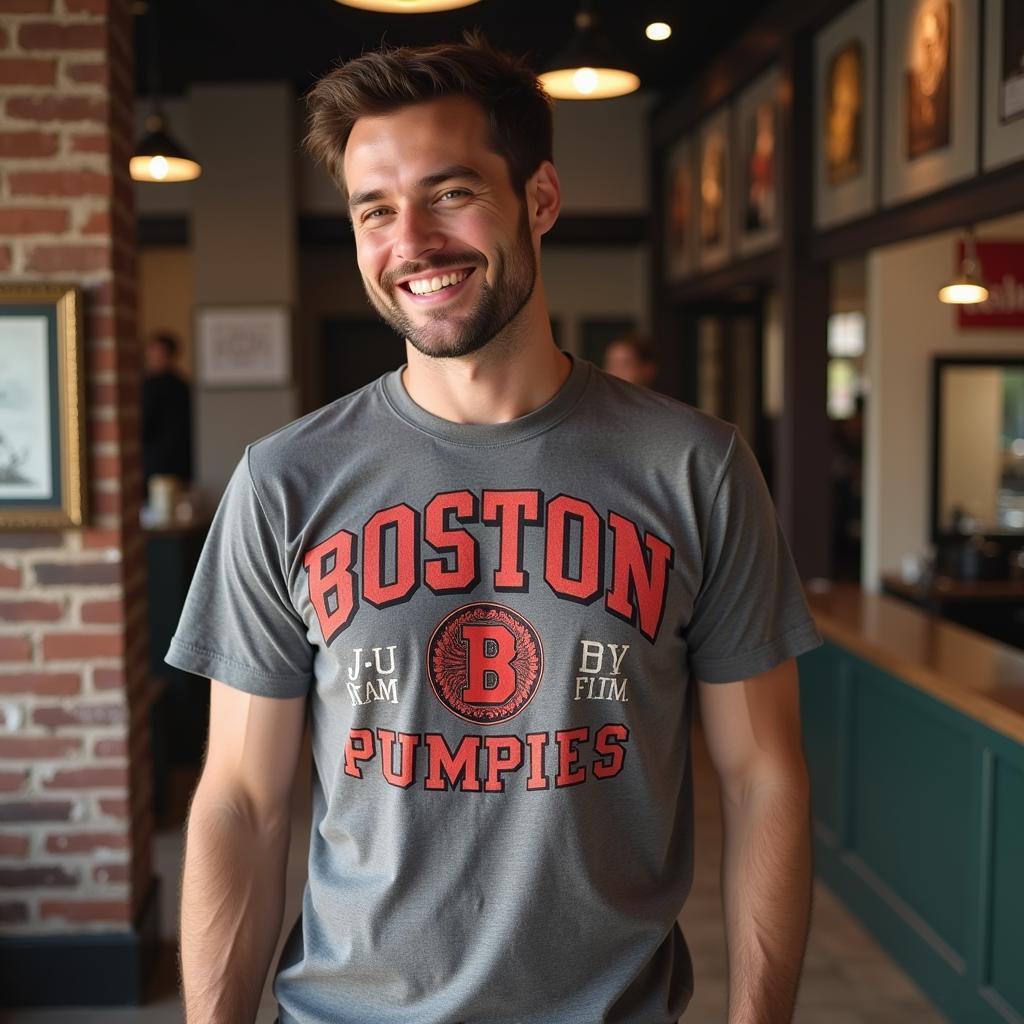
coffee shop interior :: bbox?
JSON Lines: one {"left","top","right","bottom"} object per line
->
{"left": 1, "top": 0, "right": 1023, "bottom": 1021}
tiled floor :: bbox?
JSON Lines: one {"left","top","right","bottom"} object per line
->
{"left": 1, "top": 726, "right": 948, "bottom": 1024}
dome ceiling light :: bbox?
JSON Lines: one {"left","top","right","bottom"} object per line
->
{"left": 938, "top": 229, "right": 990, "bottom": 305}
{"left": 334, "top": 0, "right": 482, "bottom": 12}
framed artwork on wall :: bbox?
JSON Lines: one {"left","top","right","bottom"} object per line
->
{"left": 882, "top": 0, "right": 979, "bottom": 206}
{"left": 0, "top": 283, "right": 86, "bottom": 528}
{"left": 664, "top": 134, "right": 697, "bottom": 281}
{"left": 697, "top": 106, "right": 732, "bottom": 271}
{"left": 734, "top": 67, "right": 782, "bottom": 257}
{"left": 814, "top": 0, "right": 879, "bottom": 229}
{"left": 195, "top": 304, "right": 292, "bottom": 388}
{"left": 983, "top": 0, "right": 1024, "bottom": 171}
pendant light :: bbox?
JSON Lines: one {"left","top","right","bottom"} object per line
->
{"left": 539, "top": 2, "right": 641, "bottom": 100}
{"left": 334, "top": 0, "right": 481, "bottom": 11}
{"left": 938, "top": 229, "right": 989, "bottom": 305}
{"left": 130, "top": 0, "right": 201, "bottom": 183}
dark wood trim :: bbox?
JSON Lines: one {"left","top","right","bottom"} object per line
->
{"left": 0, "top": 878, "right": 161, "bottom": 1006}
{"left": 664, "top": 251, "right": 778, "bottom": 305}
{"left": 137, "top": 215, "right": 189, "bottom": 247}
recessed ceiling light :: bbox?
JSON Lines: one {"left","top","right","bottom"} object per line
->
{"left": 645, "top": 22, "right": 672, "bottom": 41}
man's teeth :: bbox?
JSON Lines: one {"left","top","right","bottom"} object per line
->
{"left": 408, "top": 270, "right": 468, "bottom": 295}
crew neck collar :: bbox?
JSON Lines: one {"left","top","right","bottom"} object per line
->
{"left": 380, "top": 353, "right": 591, "bottom": 447}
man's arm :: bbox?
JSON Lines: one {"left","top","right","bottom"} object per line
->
{"left": 697, "top": 657, "right": 813, "bottom": 1024}
{"left": 180, "top": 679, "right": 308, "bottom": 1024}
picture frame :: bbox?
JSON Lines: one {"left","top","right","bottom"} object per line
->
{"left": 195, "top": 304, "right": 292, "bottom": 388}
{"left": 983, "top": 0, "right": 1024, "bottom": 171}
{"left": 664, "top": 134, "right": 698, "bottom": 281}
{"left": 0, "top": 283, "right": 86, "bottom": 528}
{"left": 881, "top": 0, "right": 979, "bottom": 207}
{"left": 814, "top": 0, "right": 879, "bottom": 229}
{"left": 697, "top": 106, "right": 732, "bottom": 272}
{"left": 734, "top": 67, "right": 782, "bottom": 257}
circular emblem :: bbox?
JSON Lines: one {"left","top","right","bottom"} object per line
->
{"left": 427, "top": 602, "right": 544, "bottom": 725}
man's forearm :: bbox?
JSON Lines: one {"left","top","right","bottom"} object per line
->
{"left": 719, "top": 772, "right": 813, "bottom": 1024}
{"left": 180, "top": 789, "right": 291, "bottom": 1024}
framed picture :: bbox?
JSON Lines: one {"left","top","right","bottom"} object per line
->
{"left": 815, "top": 0, "right": 879, "bottom": 229}
{"left": 697, "top": 106, "right": 732, "bottom": 271}
{"left": 664, "top": 134, "right": 697, "bottom": 281}
{"left": 983, "top": 0, "right": 1024, "bottom": 171}
{"left": 734, "top": 67, "right": 782, "bottom": 257}
{"left": 882, "top": 0, "right": 979, "bottom": 206}
{"left": 0, "top": 283, "right": 86, "bottom": 528}
{"left": 195, "top": 305, "right": 292, "bottom": 388}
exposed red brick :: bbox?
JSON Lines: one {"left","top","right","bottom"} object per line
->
{"left": 0, "top": 246, "right": 10, "bottom": 272}
{"left": 80, "top": 209, "right": 110, "bottom": 234}
{"left": 0, "top": 57, "right": 56, "bottom": 85}
{"left": 42, "top": 632, "right": 124, "bottom": 659}
{"left": 0, "top": 564, "right": 22, "bottom": 588}
{"left": 0, "top": 0, "right": 52, "bottom": 11}
{"left": 40, "top": 899, "right": 130, "bottom": 923}
{"left": 34, "top": 561, "right": 120, "bottom": 585}
{"left": 91, "top": 489, "right": 121, "bottom": 518}
{"left": 0, "top": 531, "right": 63, "bottom": 550}
{"left": 93, "top": 737, "right": 126, "bottom": 757}
{"left": 6, "top": 95, "right": 106, "bottom": 122}
{"left": 0, "top": 736, "right": 81, "bottom": 758}
{"left": 66, "top": 0, "right": 107, "bottom": 11}
{"left": 0, "top": 801, "right": 73, "bottom": 823}
{"left": 81, "top": 528, "right": 120, "bottom": 549}
{"left": 97, "top": 799, "right": 128, "bottom": 824}
{"left": 0, "top": 27, "right": 6, "bottom": 48}
{"left": 0, "top": 771, "right": 28, "bottom": 794}
{"left": 7, "top": 168, "right": 109, "bottom": 196}
{"left": 46, "top": 831, "right": 127, "bottom": 853}
{"left": 67, "top": 61, "right": 107, "bottom": 85}
{"left": 93, "top": 862, "right": 129, "bottom": 883}
{"left": 0, "top": 129, "right": 60, "bottom": 159}
{"left": 0, "top": 903, "right": 29, "bottom": 924}
{"left": 80, "top": 599, "right": 122, "bottom": 624}
{"left": 93, "top": 666, "right": 123, "bottom": 691}
{"left": 69, "top": 131, "right": 107, "bottom": 154}
{"left": 0, "top": 834, "right": 30, "bottom": 855}
{"left": 0, "top": 865, "right": 77, "bottom": 887}
{"left": 0, "top": 206, "right": 69, "bottom": 233}
{"left": 0, "top": 636, "right": 32, "bottom": 661}
{"left": 0, "top": 673, "right": 80, "bottom": 696}
{"left": 92, "top": 453, "right": 121, "bottom": 479}
{"left": 0, "top": 599, "right": 63, "bottom": 622}
{"left": 26, "top": 243, "right": 110, "bottom": 273}
{"left": 43, "top": 765, "right": 128, "bottom": 788}
{"left": 33, "top": 702, "right": 126, "bottom": 727}
{"left": 18, "top": 22, "right": 105, "bottom": 50}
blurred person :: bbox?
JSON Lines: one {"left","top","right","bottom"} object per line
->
{"left": 602, "top": 333, "right": 658, "bottom": 387}
{"left": 142, "top": 330, "right": 193, "bottom": 487}
{"left": 169, "top": 34, "right": 822, "bottom": 1024}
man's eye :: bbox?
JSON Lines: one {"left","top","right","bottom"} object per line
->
{"left": 362, "top": 208, "right": 390, "bottom": 222}
{"left": 439, "top": 189, "right": 469, "bottom": 201}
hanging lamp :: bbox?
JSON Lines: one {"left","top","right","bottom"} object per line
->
{"left": 539, "top": 2, "right": 640, "bottom": 100}
{"left": 334, "top": 0, "right": 481, "bottom": 11}
{"left": 938, "top": 229, "right": 989, "bottom": 305}
{"left": 130, "top": 0, "right": 201, "bottom": 183}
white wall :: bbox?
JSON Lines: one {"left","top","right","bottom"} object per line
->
{"left": 863, "top": 213, "right": 1024, "bottom": 588}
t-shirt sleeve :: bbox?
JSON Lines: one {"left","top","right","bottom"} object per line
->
{"left": 165, "top": 448, "right": 313, "bottom": 698}
{"left": 686, "top": 429, "right": 822, "bottom": 683}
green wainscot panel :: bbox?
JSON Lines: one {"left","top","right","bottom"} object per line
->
{"left": 989, "top": 752, "right": 1024, "bottom": 1018}
{"left": 797, "top": 643, "right": 845, "bottom": 839}
{"left": 852, "top": 660, "right": 973, "bottom": 962}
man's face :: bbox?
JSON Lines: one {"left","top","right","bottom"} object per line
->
{"left": 146, "top": 340, "right": 171, "bottom": 375}
{"left": 343, "top": 96, "right": 538, "bottom": 359}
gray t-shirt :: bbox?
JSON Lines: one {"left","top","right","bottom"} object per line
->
{"left": 167, "top": 355, "right": 821, "bottom": 1024}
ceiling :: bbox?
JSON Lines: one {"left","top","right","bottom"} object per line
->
{"left": 133, "top": 0, "right": 768, "bottom": 103}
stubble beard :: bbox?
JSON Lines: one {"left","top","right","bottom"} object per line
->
{"left": 363, "top": 208, "right": 537, "bottom": 360}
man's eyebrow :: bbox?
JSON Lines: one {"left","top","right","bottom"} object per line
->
{"left": 347, "top": 165, "right": 485, "bottom": 211}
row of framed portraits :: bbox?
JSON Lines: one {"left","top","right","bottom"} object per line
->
{"left": 665, "top": 0, "right": 1024, "bottom": 281}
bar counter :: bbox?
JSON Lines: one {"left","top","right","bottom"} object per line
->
{"left": 796, "top": 583, "right": 1023, "bottom": 1024}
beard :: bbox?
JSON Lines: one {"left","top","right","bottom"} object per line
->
{"left": 363, "top": 207, "right": 537, "bottom": 359}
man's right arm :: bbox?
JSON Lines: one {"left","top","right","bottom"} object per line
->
{"left": 180, "top": 679, "right": 308, "bottom": 1024}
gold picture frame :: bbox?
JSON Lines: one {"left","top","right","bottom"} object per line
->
{"left": 0, "top": 283, "right": 86, "bottom": 528}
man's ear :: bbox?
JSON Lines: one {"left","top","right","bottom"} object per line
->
{"left": 526, "top": 160, "right": 561, "bottom": 237}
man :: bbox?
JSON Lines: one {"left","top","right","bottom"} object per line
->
{"left": 601, "top": 334, "right": 658, "bottom": 388}
{"left": 141, "top": 331, "right": 193, "bottom": 488}
{"left": 169, "top": 37, "right": 822, "bottom": 1024}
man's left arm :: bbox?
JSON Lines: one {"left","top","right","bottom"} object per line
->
{"left": 697, "top": 657, "right": 813, "bottom": 1024}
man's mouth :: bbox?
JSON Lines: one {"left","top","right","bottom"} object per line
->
{"left": 398, "top": 267, "right": 476, "bottom": 297}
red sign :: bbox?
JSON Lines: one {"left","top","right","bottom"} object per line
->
{"left": 957, "top": 240, "right": 1024, "bottom": 329}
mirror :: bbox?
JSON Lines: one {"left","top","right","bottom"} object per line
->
{"left": 932, "top": 356, "right": 1024, "bottom": 539}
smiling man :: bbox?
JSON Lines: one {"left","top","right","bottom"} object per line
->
{"left": 169, "top": 36, "right": 823, "bottom": 1024}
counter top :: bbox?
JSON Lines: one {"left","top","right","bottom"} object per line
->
{"left": 806, "top": 584, "right": 1024, "bottom": 745}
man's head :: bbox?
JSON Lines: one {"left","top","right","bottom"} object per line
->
{"left": 304, "top": 37, "right": 560, "bottom": 359}
{"left": 602, "top": 335, "right": 658, "bottom": 387}
{"left": 146, "top": 332, "right": 178, "bottom": 375}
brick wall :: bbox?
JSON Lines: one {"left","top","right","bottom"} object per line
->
{"left": 0, "top": 0, "right": 156, "bottom": 943}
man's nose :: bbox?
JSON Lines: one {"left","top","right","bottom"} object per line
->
{"left": 393, "top": 205, "right": 444, "bottom": 262}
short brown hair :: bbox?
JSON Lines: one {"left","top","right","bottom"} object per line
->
{"left": 303, "top": 33, "right": 553, "bottom": 201}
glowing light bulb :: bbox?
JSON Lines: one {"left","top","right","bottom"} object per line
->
{"left": 149, "top": 155, "right": 169, "bottom": 181}
{"left": 573, "top": 67, "right": 599, "bottom": 95}
{"left": 646, "top": 22, "right": 671, "bottom": 41}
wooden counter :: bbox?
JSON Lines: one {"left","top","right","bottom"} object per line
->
{"left": 806, "top": 583, "right": 1024, "bottom": 745}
